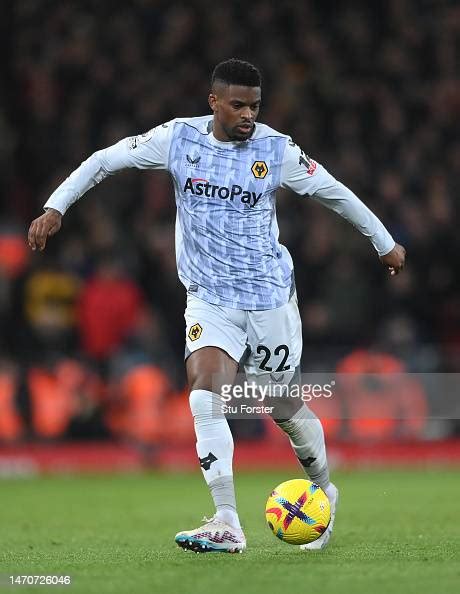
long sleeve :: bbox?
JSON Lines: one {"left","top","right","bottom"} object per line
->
{"left": 280, "top": 140, "right": 395, "bottom": 256}
{"left": 44, "top": 120, "right": 175, "bottom": 215}
{"left": 311, "top": 178, "right": 395, "bottom": 256}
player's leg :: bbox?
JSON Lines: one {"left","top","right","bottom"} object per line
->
{"left": 245, "top": 292, "right": 338, "bottom": 549}
{"left": 187, "top": 346, "right": 241, "bottom": 530}
{"left": 270, "top": 367, "right": 331, "bottom": 491}
{"left": 175, "top": 295, "right": 247, "bottom": 553}
{"left": 269, "top": 368, "right": 339, "bottom": 551}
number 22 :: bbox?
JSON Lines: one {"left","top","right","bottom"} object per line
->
{"left": 256, "top": 344, "right": 290, "bottom": 372}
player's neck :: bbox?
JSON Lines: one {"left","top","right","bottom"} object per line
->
{"left": 211, "top": 119, "right": 233, "bottom": 142}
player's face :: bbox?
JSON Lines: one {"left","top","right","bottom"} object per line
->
{"left": 209, "top": 84, "right": 261, "bottom": 141}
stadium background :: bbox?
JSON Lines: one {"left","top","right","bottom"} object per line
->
{"left": 0, "top": 0, "right": 459, "bottom": 470}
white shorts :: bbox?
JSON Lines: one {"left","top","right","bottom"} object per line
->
{"left": 184, "top": 292, "right": 302, "bottom": 379}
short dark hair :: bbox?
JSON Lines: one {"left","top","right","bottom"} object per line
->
{"left": 211, "top": 59, "right": 262, "bottom": 88}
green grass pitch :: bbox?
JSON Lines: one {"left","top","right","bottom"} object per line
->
{"left": 1, "top": 469, "right": 459, "bottom": 594}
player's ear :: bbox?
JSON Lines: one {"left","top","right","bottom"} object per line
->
{"left": 208, "top": 93, "right": 217, "bottom": 113}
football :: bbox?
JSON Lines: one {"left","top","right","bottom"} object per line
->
{"left": 265, "top": 479, "right": 331, "bottom": 545}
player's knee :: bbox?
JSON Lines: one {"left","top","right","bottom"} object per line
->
{"left": 268, "top": 366, "right": 304, "bottom": 421}
{"left": 189, "top": 374, "right": 214, "bottom": 393}
{"left": 269, "top": 396, "right": 303, "bottom": 422}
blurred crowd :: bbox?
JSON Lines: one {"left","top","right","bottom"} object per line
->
{"left": 0, "top": 0, "right": 459, "bottom": 444}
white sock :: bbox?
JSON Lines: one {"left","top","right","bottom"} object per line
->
{"left": 275, "top": 404, "right": 330, "bottom": 490}
{"left": 189, "top": 389, "right": 241, "bottom": 530}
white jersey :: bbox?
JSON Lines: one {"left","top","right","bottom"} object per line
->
{"left": 44, "top": 115, "right": 395, "bottom": 310}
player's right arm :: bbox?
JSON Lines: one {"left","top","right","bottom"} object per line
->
{"left": 28, "top": 121, "right": 174, "bottom": 251}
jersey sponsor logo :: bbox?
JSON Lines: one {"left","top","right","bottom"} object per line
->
{"left": 299, "top": 151, "right": 317, "bottom": 175}
{"left": 186, "top": 153, "right": 201, "bottom": 167}
{"left": 188, "top": 323, "right": 203, "bottom": 341}
{"left": 183, "top": 177, "right": 262, "bottom": 208}
{"left": 251, "top": 160, "right": 268, "bottom": 179}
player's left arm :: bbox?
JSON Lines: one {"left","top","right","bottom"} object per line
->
{"left": 280, "top": 140, "right": 406, "bottom": 276}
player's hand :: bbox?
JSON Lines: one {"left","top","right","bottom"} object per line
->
{"left": 28, "top": 208, "right": 62, "bottom": 251}
{"left": 379, "top": 243, "right": 406, "bottom": 276}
